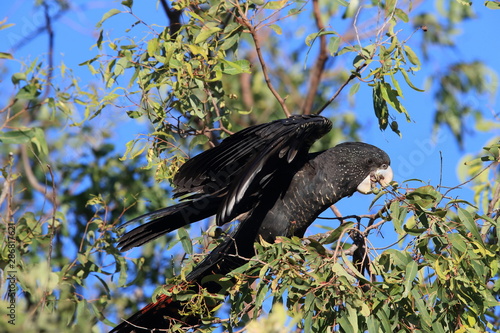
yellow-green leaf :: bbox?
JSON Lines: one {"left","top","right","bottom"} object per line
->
{"left": 96, "top": 8, "right": 122, "bottom": 28}
{"left": 194, "top": 26, "right": 221, "bottom": 44}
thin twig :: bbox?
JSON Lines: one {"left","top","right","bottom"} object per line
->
{"left": 10, "top": 6, "right": 67, "bottom": 52}
{"left": 488, "top": 175, "right": 500, "bottom": 217}
{"left": 329, "top": 204, "right": 343, "bottom": 218}
{"left": 235, "top": 7, "right": 291, "bottom": 118}
{"left": 43, "top": 164, "right": 58, "bottom": 311}
{"left": 21, "top": 145, "right": 58, "bottom": 206}
{"left": 316, "top": 63, "right": 367, "bottom": 114}
{"left": 443, "top": 161, "right": 495, "bottom": 198}
{"left": 0, "top": 153, "right": 14, "bottom": 216}
{"left": 438, "top": 151, "right": 443, "bottom": 190}
{"left": 0, "top": 98, "right": 17, "bottom": 114}
{"left": 41, "top": 2, "right": 54, "bottom": 101}
{"left": 206, "top": 88, "right": 234, "bottom": 136}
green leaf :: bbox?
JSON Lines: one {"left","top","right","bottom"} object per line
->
{"left": 178, "top": 227, "right": 193, "bottom": 255}
{"left": 119, "top": 139, "right": 147, "bottom": 161}
{"left": 0, "top": 52, "right": 13, "bottom": 59}
{"left": 412, "top": 289, "right": 432, "bottom": 326}
{"left": 194, "top": 26, "right": 221, "bottom": 44}
{"left": 384, "top": 35, "right": 398, "bottom": 56}
{"left": 0, "top": 128, "right": 36, "bottom": 144}
{"left": 121, "top": 0, "right": 133, "bottom": 8}
{"left": 188, "top": 94, "right": 204, "bottom": 118}
{"left": 30, "top": 127, "right": 49, "bottom": 156}
{"left": 385, "top": 249, "right": 412, "bottom": 267}
{"left": 11, "top": 72, "right": 26, "bottom": 84}
{"left": 328, "top": 36, "right": 341, "bottom": 55}
{"left": 458, "top": 207, "right": 484, "bottom": 247}
{"left": 264, "top": 1, "right": 286, "bottom": 9}
{"left": 16, "top": 83, "right": 41, "bottom": 99}
{"left": 114, "top": 57, "right": 129, "bottom": 76}
{"left": 303, "top": 292, "right": 314, "bottom": 329}
{"left": 126, "top": 110, "right": 142, "bottom": 119}
{"left": 406, "top": 186, "right": 442, "bottom": 208}
{"left": 380, "top": 81, "right": 411, "bottom": 122}
{"left": 147, "top": 38, "right": 159, "bottom": 56}
{"left": 373, "top": 81, "right": 389, "bottom": 130}
{"left": 333, "top": 0, "right": 349, "bottom": 6}
{"left": 96, "top": 8, "right": 122, "bottom": 28}
{"left": 268, "top": 24, "right": 282, "bottom": 35}
{"left": 403, "top": 260, "right": 417, "bottom": 297}
{"left": 394, "top": 8, "right": 409, "bottom": 22}
{"left": 337, "top": 45, "right": 359, "bottom": 56}
{"left": 385, "top": 0, "right": 396, "bottom": 15}
{"left": 342, "top": 252, "right": 369, "bottom": 282}
{"left": 349, "top": 82, "right": 360, "bottom": 96}
{"left": 338, "top": 304, "right": 356, "bottom": 333}
{"left": 448, "top": 233, "right": 468, "bottom": 253}
{"left": 431, "top": 321, "right": 447, "bottom": 333}
{"left": 390, "top": 73, "right": 403, "bottom": 98}
{"left": 316, "top": 221, "right": 354, "bottom": 244}
{"left": 485, "top": 1, "right": 500, "bottom": 9}
{"left": 220, "top": 59, "right": 251, "bottom": 75}
{"left": 189, "top": 135, "right": 209, "bottom": 150}
{"left": 220, "top": 34, "right": 240, "bottom": 51}
{"left": 305, "top": 31, "right": 336, "bottom": 47}
{"left": 305, "top": 239, "right": 326, "bottom": 255}
{"left": 389, "top": 200, "right": 406, "bottom": 234}
{"left": 366, "top": 316, "right": 380, "bottom": 332}
{"left": 375, "top": 305, "right": 392, "bottom": 332}
{"left": 400, "top": 70, "right": 424, "bottom": 92}
{"left": 0, "top": 23, "right": 15, "bottom": 31}
{"left": 403, "top": 45, "right": 421, "bottom": 67}
{"left": 116, "top": 255, "right": 128, "bottom": 287}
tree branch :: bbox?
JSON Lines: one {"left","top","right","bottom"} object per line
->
{"left": 40, "top": 2, "right": 54, "bottom": 102}
{"left": 316, "top": 63, "right": 367, "bottom": 114}
{"left": 302, "top": 0, "right": 329, "bottom": 115}
{"left": 21, "top": 145, "right": 59, "bottom": 206}
{"left": 10, "top": 5, "right": 67, "bottom": 52}
{"left": 235, "top": 8, "right": 291, "bottom": 118}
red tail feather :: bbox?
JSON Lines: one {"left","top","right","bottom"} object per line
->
{"left": 109, "top": 285, "right": 205, "bottom": 332}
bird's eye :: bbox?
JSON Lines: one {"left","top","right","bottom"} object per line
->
{"left": 381, "top": 164, "right": 388, "bottom": 169}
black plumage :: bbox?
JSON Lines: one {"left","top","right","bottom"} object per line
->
{"left": 111, "top": 114, "right": 393, "bottom": 332}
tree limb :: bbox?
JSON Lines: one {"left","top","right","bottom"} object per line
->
{"left": 21, "top": 145, "right": 59, "bottom": 206}
{"left": 235, "top": 8, "right": 291, "bottom": 118}
{"left": 302, "top": 0, "right": 329, "bottom": 115}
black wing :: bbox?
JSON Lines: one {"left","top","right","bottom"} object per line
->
{"left": 117, "top": 115, "right": 332, "bottom": 251}
{"left": 173, "top": 114, "right": 332, "bottom": 225}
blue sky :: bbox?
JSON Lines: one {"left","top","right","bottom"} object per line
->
{"left": 2, "top": 0, "right": 500, "bottom": 329}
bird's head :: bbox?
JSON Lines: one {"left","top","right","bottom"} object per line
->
{"left": 356, "top": 161, "right": 393, "bottom": 194}
{"left": 354, "top": 144, "right": 393, "bottom": 194}
{"left": 332, "top": 142, "right": 393, "bottom": 195}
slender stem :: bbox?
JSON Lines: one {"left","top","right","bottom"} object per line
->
{"left": 316, "top": 63, "right": 367, "bottom": 114}
{"left": 235, "top": 6, "right": 291, "bottom": 118}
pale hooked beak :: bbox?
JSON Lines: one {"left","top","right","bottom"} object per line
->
{"left": 357, "top": 165, "right": 394, "bottom": 194}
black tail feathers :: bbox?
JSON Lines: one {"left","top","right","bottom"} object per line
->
{"left": 118, "top": 195, "right": 222, "bottom": 251}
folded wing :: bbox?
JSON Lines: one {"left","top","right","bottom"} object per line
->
{"left": 173, "top": 115, "right": 332, "bottom": 225}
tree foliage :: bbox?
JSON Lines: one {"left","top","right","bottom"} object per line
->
{"left": 0, "top": 0, "right": 499, "bottom": 332}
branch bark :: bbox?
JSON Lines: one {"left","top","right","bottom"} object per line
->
{"left": 302, "top": 0, "right": 329, "bottom": 115}
{"left": 235, "top": 7, "right": 291, "bottom": 118}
